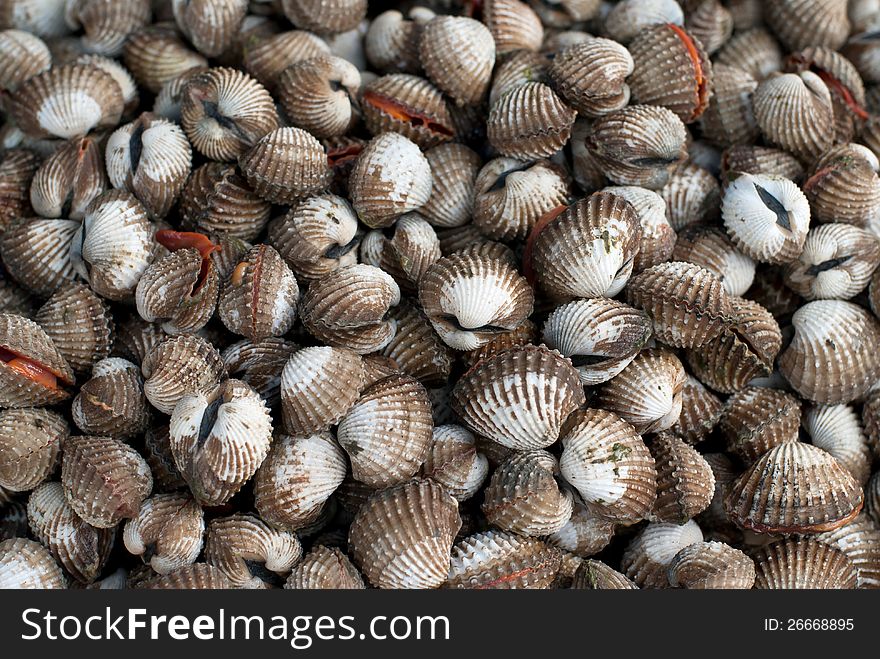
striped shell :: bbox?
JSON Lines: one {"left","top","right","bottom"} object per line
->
{"left": 667, "top": 541, "right": 756, "bottom": 589}
{"left": 719, "top": 387, "right": 801, "bottom": 463}
{"left": 549, "top": 38, "right": 633, "bottom": 117}
{"left": 361, "top": 73, "right": 454, "bottom": 149}
{"left": 487, "top": 81, "right": 576, "bottom": 160}
{"left": 0, "top": 407, "right": 68, "bottom": 492}
{"left": 0, "top": 537, "right": 66, "bottom": 589}
{"left": 649, "top": 433, "right": 715, "bottom": 523}
{"left": 420, "top": 16, "right": 495, "bottom": 106}
{"left": 445, "top": 531, "right": 561, "bottom": 589}
{"left": 422, "top": 425, "right": 489, "bottom": 502}
{"left": 72, "top": 358, "right": 150, "bottom": 438}
{"left": 803, "top": 404, "right": 872, "bottom": 486}
{"left": 29, "top": 135, "right": 106, "bottom": 220}
{"left": 141, "top": 334, "right": 227, "bottom": 415}
{"left": 753, "top": 537, "right": 857, "bottom": 589}
{"left": 277, "top": 55, "right": 360, "bottom": 139}
{"left": 0, "top": 313, "right": 75, "bottom": 408}
{"left": 284, "top": 545, "right": 365, "bottom": 589}
{"left": 0, "top": 29, "right": 51, "bottom": 90}
{"left": 621, "top": 520, "right": 704, "bottom": 588}
{"left": 123, "top": 492, "right": 205, "bottom": 574}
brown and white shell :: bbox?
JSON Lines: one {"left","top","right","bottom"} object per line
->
{"left": 123, "top": 492, "right": 204, "bottom": 575}
{"left": 445, "top": 530, "right": 561, "bottom": 589}
{"left": 254, "top": 432, "right": 347, "bottom": 531}
{"left": 802, "top": 404, "right": 872, "bottom": 486}
{"left": 169, "top": 379, "right": 272, "bottom": 506}
{"left": 280, "top": 0, "right": 366, "bottom": 36}
{"left": 802, "top": 145, "right": 880, "bottom": 228}
{"left": 753, "top": 537, "right": 857, "bottom": 589}
{"left": 660, "top": 161, "right": 721, "bottom": 230}
{"left": 621, "top": 520, "right": 704, "bottom": 588}
{"left": 719, "top": 387, "right": 801, "bottom": 463}
{"left": 419, "top": 253, "right": 534, "bottom": 351}
{"left": 61, "top": 435, "right": 153, "bottom": 528}
{"left": 361, "top": 214, "right": 440, "bottom": 293}
{"left": 559, "top": 408, "right": 657, "bottom": 523}
{"left": 452, "top": 344, "right": 585, "bottom": 451}
{"left": 204, "top": 513, "right": 301, "bottom": 588}
{"left": 816, "top": 513, "right": 880, "bottom": 588}
{"left": 0, "top": 537, "right": 66, "bottom": 589}
{"left": 721, "top": 145, "right": 805, "bottom": 184}
{"left": 764, "top": 0, "right": 851, "bottom": 52}
{"left": 172, "top": 0, "right": 247, "bottom": 58}
{"left": 604, "top": 185, "right": 677, "bottom": 272}
{"left": 603, "top": 0, "right": 684, "bottom": 44}
{"left": 724, "top": 441, "right": 863, "bottom": 534}
{"left": 142, "top": 422, "right": 186, "bottom": 493}
{"left": 285, "top": 545, "right": 365, "bottom": 589}
{"left": 34, "top": 283, "right": 106, "bottom": 378}
{"left": 649, "top": 432, "right": 715, "bottom": 523}
{"left": 420, "top": 143, "right": 481, "bottom": 229}
{"left": 422, "top": 425, "right": 488, "bottom": 502}
{"left": 381, "top": 302, "right": 452, "bottom": 386}
{"left": 141, "top": 334, "right": 227, "bottom": 415}
{"left": 0, "top": 29, "right": 51, "bottom": 90}
{"left": 75, "top": 53, "right": 140, "bottom": 115}
{"left": 542, "top": 298, "right": 652, "bottom": 386}
{"left": 684, "top": 0, "right": 733, "bottom": 55}
{"left": 546, "top": 502, "right": 616, "bottom": 557}
{"left": 348, "top": 478, "right": 460, "bottom": 589}
{"left": 419, "top": 16, "right": 495, "bottom": 107}
{"left": 571, "top": 559, "right": 638, "bottom": 589}
{"left": 699, "top": 64, "right": 759, "bottom": 148}
{"left": 112, "top": 313, "right": 168, "bottom": 366}
{"left": 122, "top": 24, "right": 208, "bottom": 94}
{"left": 337, "top": 373, "right": 433, "bottom": 488}
{"left": 672, "top": 224, "right": 755, "bottom": 297}
{"left": 0, "top": 313, "right": 75, "bottom": 408}
{"left": 0, "top": 149, "right": 39, "bottom": 235}
{"left": 29, "top": 136, "right": 105, "bottom": 220}
{"left": 670, "top": 374, "right": 723, "bottom": 444}
{"left": 27, "top": 481, "right": 113, "bottom": 583}
{"left": 482, "top": 450, "right": 573, "bottom": 537}
{"left": 482, "top": 0, "right": 544, "bottom": 54}
{"left": 65, "top": 0, "right": 150, "bottom": 57}
{"left": 135, "top": 563, "right": 233, "bottom": 589}
{"left": 487, "top": 81, "right": 576, "bottom": 160}
{"left": 667, "top": 541, "right": 756, "bottom": 589}
{"left": 779, "top": 300, "right": 880, "bottom": 404}
{"left": 585, "top": 104, "right": 688, "bottom": 189}
{"left": 360, "top": 73, "right": 453, "bottom": 149}
{"left": 364, "top": 8, "right": 425, "bottom": 74}
{"left": 220, "top": 338, "right": 297, "bottom": 408}
{"left": 0, "top": 407, "right": 68, "bottom": 492}
{"left": 277, "top": 55, "right": 359, "bottom": 140}
{"left": 460, "top": 319, "right": 538, "bottom": 370}
{"left": 72, "top": 358, "right": 150, "bottom": 438}
{"left": 549, "top": 38, "right": 632, "bottom": 117}
{"left": 243, "top": 28, "right": 330, "bottom": 91}
{"left": 489, "top": 48, "right": 550, "bottom": 106}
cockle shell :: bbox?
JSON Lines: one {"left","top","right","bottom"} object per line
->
{"left": 445, "top": 530, "right": 561, "bottom": 589}
{"left": 452, "top": 344, "right": 585, "bottom": 451}
{"left": 172, "top": 0, "right": 247, "bottom": 58}
{"left": 7, "top": 63, "right": 123, "bottom": 139}
{"left": 672, "top": 224, "right": 755, "bottom": 297}
{"left": 542, "top": 298, "right": 652, "bottom": 386}
{"left": 422, "top": 425, "right": 488, "bottom": 502}
{"left": 179, "top": 163, "right": 269, "bottom": 240}
{"left": 122, "top": 24, "right": 207, "bottom": 94}
{"left": 75, "top": 53, "right": 139, "bottom": 115}
{"left": 721, "top": 145, "right": 804, "bottom": 184}
{"left": 816, "top": 513, "right": 880, "bottom": 588}
{"left": 381, "top": 302, "right": 452, "bottom": 386}
{"left": 419, "top": 253, "right": 534, "bottom": 351}
{"left": 337, "top": 373, "right": 433, "bottom": 488}
{"left": 61, "top": 435, "right": 152, "bottom": 528}
{"left": 779, "top": 300, "right": 880, "bottom": 403}
{"left": 421, "top": 143, "right": 481, "bottom": 229}
{"left": 621, "top": 520, "right": 704, "bottom": 588}
{"left": 482, "top": 0, "right": 544, "bottom": 54}
{"left": 489, "top": 49, "right": 550, "bottom": 107}
{"left": 559, "top": 408, "right": 657, "bottom": 523}
{"left": 671, "top": 374, "right": 723, "bottom": 444}
{"left": 487, "top": 81, "right": 576, "bottom": 160}
{"left": 549, "top": 38, "right": 632, "bottom": 117}
{"left": 684, "top": 0, "right": 733, "bottom": 55}
{"left": 66, "top": 0, "right": 150, "bottom": 57}
{"left": 724, "top": 441, "right": 863, "bottom": 534}
{"left": 803, "top": 145, "right": 880, "bottom": 229}
{"left": 719, "top": 387, "right": 801, "bottom": 463}
{"left": 649, "top": 432, "right": 715, "bottom": 523}
{"left": 764, "top": 0, "right": 851, "bottom": 51}
{"left": 0, "top": 149, "right": 39, "bottom": 235}
{"left": 205, "top": 513, "right": 301, "bottom": 588}
{"left": 572, "top": 559, "right": 638, "bottom": 589}
{"left": 753, "top": 537, "right": 857, "bottom": 589}
{"left": 667, "top": 541, "right": 755, "bottom": 589}
{"left": 482, "top": 450, "right": 573, "bottom": 537}
{"left": 420, "top": 16, "right": 495, "bottom": 106}
{"left": 364, "top": 9, "right": 424, "bottom": 74}
{"left": 698, "top": 64, "right": 759, "bottom": 148}
{"left": 461, "top": 319, "right": 537, "bottom": 369}
{"left": 604, "top": 185, "right": 676, "bottom": 272}
{"left": 660, "top": 162, "right": 721, "bottom": 230}
{"left": 361, "top": 73, "right": 453, "bottom": 149}
{"left": 112, "top": 313, "right": 168, "bottom": 366}
{"left": 0, "top": 537, "right": 66, "bottom": 589}
{"left": 142, "top": 422, "right": 186, "bottom": 493}
{"left": 280, "top": 0, "right": 366, "bottom": 35}
{"left": 141, "top": 334, "right": 227, "bottom": 415}
{"left": 277, "top": 55, "right": 360, "bottom": 139}
{"left": 221, "top": 338, "right": 297, "bottom": 408}
{"left": 29, "top": 135, "right": 105, "bottom": 220}
{"left": 586, "top": 104, "right": 688, "bottom": 189}
{"left": 243, "top": 29, "right": 330, "bottom": 90}
{"left": 123, "top": 492, "right": 204, "bottom": 575}
{"left": 802, "top": 404, "right": 872, "bottom": 486}
{"left": 254, "top": 432, "right": 347, "bottom": 531}
{"left": 361, "top": 214, "right": 440, "bottom": 293}
{"left": 0, "top": 407, "right": 68, "bottom": 492}
{"left": 603, "top": 0, "right": 684, "bottom": 44}
{"left": 285, "top": 545, "right": 365, "bottom": 589}
{"left": 72, "top": 358, "right": 150, "bottom": 438}
{"left": 348, "top": 478, "right": 460, "bottom": 589}
{"left": 169, "top": 379, "right": 272, "bottom": 506}
{"left": 0, "top": 29, "right": 51, "bottom": 90}
{"left": 0, "top": 313, "right": 74, "bottom": 407}
{"left": 715, "top": 28, "right": 783, "bottom": 81}
{"left": 136, "top": 563, "right": 233, "bottom": 589}
{"left": 546, "top": 502, "right": 616, "bottom": 557}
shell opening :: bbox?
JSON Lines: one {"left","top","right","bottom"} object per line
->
{"left": 197, "top": 397, "right": 223, "bottom": 449}
{"left": 570, "top": 354, "right": 613, "bottom": 367}
{"left": 324, "top": 235, "right": 360, "bottom": 259}
{"left": 805, "top": 255, "right": 852, "bottom": 276}
{"left": 439, "top": 313, "right": 509, "bottom": 334}
{"left": 813, "top": 69, "right": 869, "bottom": 120}
{"left": 667, "top": 24, "right": 709, "bottom": 121}
{"left": 155, "top": 230, "right": 220, "bottom": 295}
{"left": 753, "top": 184, "right": 792, "bottom": 231}
{"left": 202, "top": 100, "right": 247, "bottom": 140}
{"left": 326, "top": 143, "right": 363, "bottom": 167}
{"left": 129, "top": 122, "right": 146, "bottom": 174}
{"left": 523, "top": 204, "right": 569, "bottom": 286}
{"left": 0, "top": 347, "right": 61, "bottom": 390}
{"left": 362, "top": 89, "right": 454, "bottom": 137}
{"left": 488, "top": 163, "right": 532, "bottom": 192}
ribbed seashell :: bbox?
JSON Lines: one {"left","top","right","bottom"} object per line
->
{"left": 670, "top": 374, "right": 722, "bottom": 444}
{"left": 660, "top": 161, "right": 721, "bottom": 230}
{"left": 667, "top": 541, "right": 755, "bottom": 589}
{"left": 621, "top": 520, "right": 704, "bottom": 588}
{"left": 27, "top": 481, "right": 112, "bottom": 583}
{"left": 180, "top": 162, "right": 270, "bottom": 241}
{"left": 366, "top": 214, "right": 441, "bottom": 293}
{"left": 280, "top": 0, "right": 365, "bottom": 35}
{"left": 72, "top": 358, "right": 149, "bottom": 438}
{"left": 122, "top": 24, "right": 208, "bottom": 94}
{"left": 529, "top": 192, "right": 641, "bottom": 299}
{"left": 445, "top": 530, "right": 561, "bottom": 589}
{"left": 381, "top": 302, "right": 452, "bottom": 386}
{"left": 422, "top": 425, "right": 488, "bottom": 502}
{"left": 719, "top": 387, "right": 801, "bottom": 463}
{"left": 473, "top": 158, "right": 570, "bottom": 242}
{"left": 436, "top": 224, "right": 517, "bottom": 263}
{"left": 142, "top": 422, "right": 186, "bottom": 492}
{"left": 217, "top": 244, "right": 298, "bottom": 341}
{"left": 802, "top": 146, "right": 880, "bottom": 228}
{"left": 721, "top": 173, "right": 810, "bottom": 265}
{"left": 419, "top": 253, "right": 533, "bottom": 351}
{"left": 0, "top": 313, "right": 74, "bottom": 407}
{"left": 29, "top": 136, "right": 104, "bottom": 220}
{"left": 865, "top": 386, "right": 880, "bottom": 460}
{"left": 169, "top": 379, "right": 272, "bottom": 506}
{"left": 753, "top": 537, "right": 857, "bottom": 588}
{"left": 698, "top": 64, "right": 759, "bottom": 148}
{"left": 419, "top": 16, "right": 494, "bottom": 107}
{"left": 780, "top": 300, "right": 880, "bottom": 403}
{"left": 764, "top": 0, "right": 850, "bottom": 51}
{"left": 845, "top": 32, "right": 880, "bottom": 86}
{"left": 0, "top": 500, "right": 27, "bottom": 540}
{"left": 220, "top": 338, "right": 297, "bottom": 408}
{"left": 597, "top": 348, "right": 686, "bottom": 434}
{"left": 204, "top": 513, "right": 301, "bottom": 588}
{"left": 136, "top": 563, "right": 233, "bottom": 589}
{"left": 452, "top": 344, "right": 585, "bottom": 450}
{"left": 0, "top": 149, "right": 39, "bottom": 234}
{"left": 70, "top": 190, "right": 154, "bottom": 302}
{"left": 348, "top": 478, "right": 460, "bottom": 589}
{"left": 179, "top": 67, "right": 278, "bottom": 162}
{"left": 586, "top": 105, "right": 688, "bottom": 189}
{"left": 866, "top": 473, "right": 880, "bottom": 526}
{"left": 141, "top": 334, "right": 227, "bottom": 415}
{"left": 625, "top": 261, "right": 732, "bottom": 348}
{"left": 105, "top": 113, "right": 191, "bottom": 220}
{"left": 337, "top": 373, "right": 433, "bottom": 488}
{"left": 725, "top": 441, "right": 863, "bottom": 534}
{"left": 482, "top": 0, "right": 544, "bottom": 54}
{"left": 0, "top": 537, "right": 66, "bottom": 589}
{"left": 628, "top": 24, "right": 712, "bottom": 123}
{"left": 572, "top": 559, "right": 638, "bottom": 589}
{"left": 61, "top": 435, "right": 152, "bottom": 528}
{"left": 672, "top": 224, "right": 755, "bottom": 297}
{"left": 420, "top": 143, "right": 480, "bottom": 229}
{"left": 721, "top": 145, "right": 805, "bottom": 184}
{"left": 542, "top": 298, "right": 651, "bottom": 386}
{"left": 360, "top": 74, "right": 453, "bottom": 149}
{"left": 123, "top": 492, "right": 204, "bottom": 575}
{"left": 649, "top": 433, "right": 715, "bottom": 523}
{"left": 488, "top": 49, "right": 549, "bottom": 107}
{"left": 753, "top": 72, "right": 835, "bottom": 163}
{"left": 112, "top": 313, "right": 167, "bottom": 365}
{"left": 785, "top": 223, "right": 880, "bottom": 300}
{"left": 460, "top": 318, "right": 537, "bottom": 370}
{"left": 348, "top": 132, "right": 433, "bottom": 229}
{"left": 604, "top": 186, "right": 676, "bottom": 272}
{"left": 816, "top": 513, "right": 880, "bottom": 588}
{"left": 725, "top": 31, "right": 778, "bottom": 77}
{"left": 284, "top": 545, "right": 365, "bottom": 589}
{"left": 172, "top": 0, "right": 247, "bottom": 57}
{"left": 300, "top": 264, "right": 400, "bottom": 354}
{"left": 803, "top": 405, "right": 872, "bottom": 486}
{"left": 6, "top": 63, "right": 123, "bottom": 139}
{"left": 243, "top": 29, "right": 329, "bottom": 91}
{"left": 685, "top": 296, "right": 781, "bottom": 393}
{"left": 559, "top": 408, "right": 657, "bottom": 523}
{"left": 73, "top": 53, "right": 138, "bottom": 116}
{"left": 603, "top": 0, "right": 684, "bottom": 44}
{"left": 277, "top": 55, "right": 359, "bottom": 139}
{"left": 0, "top": 407, "right": 67, "bottom": 492}
{"left": 152, "top": 66, "right": 206, "bottom": 121}
{"left": 0, "top": 29, "right": 51, "bottom": 90}
{"left": 487, "top": 81, "right": 575, "bottom": 160}
{"left": 482, "top": 450, "right": 573, "bottom": 537}
{"left": 546, "top": 501, "right": 616, "bottom": 557}
{"left": 65, "top": 0, "right": 150, "bottom": 57}
{"left": 548, "top": 38, "right": 632, "bottom": 117}
{"left": 364, "top": 9, "right": 424, "bottom": 74}
{"left": 684, "top": 0, "right": 732, "bottom": 54}
{"left": 0, "top": 0, "right": 71, "bottom": 37}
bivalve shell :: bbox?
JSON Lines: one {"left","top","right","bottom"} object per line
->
{"left": 422, "top": 425, "right": 489, "bottom": 502}
{"left": 445, "top": 531, "right": 561, "bottom": 589}
{"left": 141, "top": 334, "right": 227, "bottom": 415}
{"left": 361, "top": 74, "right": 453, "bottom": 149}
{"left": 0, "top": 407, "right": 68, "bottom": 492}
{"left": 753, "top": 537, "right": 857, "bottom": 589}
{"left": 487, "top": 82, "right": 576, "bottom": 160}
{"left": 29, "top": 136, "right": 105, "bottom": 220}
{"left": 549, "top": 38, "right": 633, "bottom": 117}
{"left": 280, "top": 0, "right": 366, "bottom": 36}
{"left": 667, "top": 541, "right": 756, "bottom": 589}
{"left": 420, "top": 16, "right": 495, "bottom": 106}
{"left": 0, "top": 537, "right": 66, "bottom": 589}
{"left": 0, "top": 313, "right": 74, "bottom": 408}
{"left": 621, "top": 520, "right": 703, "bottom": 588}
{"left": 719, "top": 387, "right": 801, "bottom": 463}
{"left": 672, "top": 224, "right": 755, "bottom": 297}
{"left": 72, "top": 358, "right": 150, "bottom": 438}
{"left": 802, "top": 404, "right": 872, "bottom": 486}
{"left": 764, "top": 0, "right": 851, "bottom": 51}
{"left": 603, "top": 0, "right": 684, "bottom": 44}
{"left": 816, "top": 513, "right": 880, "bottom": 588}
{"left": 284, "top": 545, "right": 365, "bottom": 589}
{"left": 173, "top": 0, "right": 247, "bottom": 58}
{"left": 649, "top": 433, "right": 715, "bottom": 523}
{"left": 0, "top": 29, "right": 51, "bottom": 90}
{"left": 482, "top": 0, "right": 544, "bottom": 54}
{"left": 123, "top": 492, "right": 204, "bottom": 575}
{"left": 571, "top": 559, "right": 638, "bottom": 589}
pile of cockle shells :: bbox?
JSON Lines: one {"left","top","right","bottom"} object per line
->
{"left": 2, "top": 0, "right": 880, "bottom": 592}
